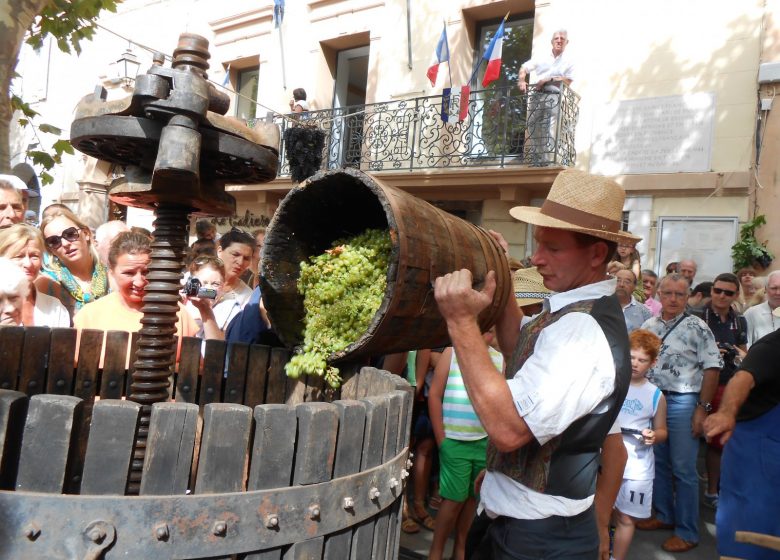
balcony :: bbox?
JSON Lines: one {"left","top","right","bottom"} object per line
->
{"left": 250, "top": 84, "right": 579, "bottom": 178}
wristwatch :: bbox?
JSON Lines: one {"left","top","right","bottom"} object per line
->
{"left": 697, "top": 401, "right": 713, "bottom": 413}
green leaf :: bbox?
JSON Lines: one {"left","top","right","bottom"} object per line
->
{"left": 40, "top": 172, "right": 54, "bottom": 186}
{"left": 29, "top": 150, "right": 56, "bottom": 170}
{"left": 53, "top": 140, "right": 75, "bottom": 155}
{"left": 38, "top": 123, "right": 63, "bottom": 135}
{"left": 17, "top": 118, "right": 29, "bottom": 127}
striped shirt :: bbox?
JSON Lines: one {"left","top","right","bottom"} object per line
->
{"left": 443, "top": 347, "right": 504, "bottom": 441}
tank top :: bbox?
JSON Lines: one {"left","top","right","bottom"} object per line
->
{"left": 442, "top": 347, "right": 503, "bottom": 441}
{"left": 618, "top": 380, "right": 662, "bottom": 480}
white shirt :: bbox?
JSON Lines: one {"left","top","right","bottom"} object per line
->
{"left": 33, "top": 290, "right": 70, "bottom": 328}
{"left": 521, "top": 50, "right": 576, "bottom": 85}
{"left": 481, "top": 278, "right": 618, "bottom": 520}
{"left": 212, "top": 280, "right": 253, "bottom": 332}
{"left": 744, "top": 302, "right": 779, "bottom": 347}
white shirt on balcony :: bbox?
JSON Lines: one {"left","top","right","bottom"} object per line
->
{"left": 521, "top": 50, "right": 576, "bottom": 90}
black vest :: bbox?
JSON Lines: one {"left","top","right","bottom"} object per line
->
{"left": 485, "top": 294, "right": 631, "bottom": 500}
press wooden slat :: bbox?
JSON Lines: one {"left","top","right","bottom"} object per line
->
{"left": 15, "top": 394, "right": 82, "bottom": 493}
{"left": 247, "top": 404, "right": 297, "bottom": 490}
{"left": 74, "top": 329, "right": 103, "bottom": 401}
{"left": 200, "top": 339, "right": 227, "bottom": 406}
{"left": 224, "top": 342, "right": 250, "bottom": 404}
{"left": 323, "top": 400, "right": 367, "bottom": 560}
{"left": 350, "top": 395, "right": 389, "bottom": 560}
{"left": 0, "top": 390, "right": 27, "bottom": 490}
{"left": 81, "top": 400, "right": 141, "bottom": 495}
{"left": 293, "top": 402, "right": 339, "bottom": 486}
{"left": 244, "top": 344, "right": 271, "bottom": 409}
{"left": 244, "top": 404, "right": 298, "bottom": 560}
{"left": 304, "top": 373, "right": 326, "bottom": 403}
{"left": 100, "top": 330, "right": 129, "bottom": 399}
{"left": 283, "top": 536, "right": 324, "bottom": 560}
{"left": 18, "top": 326, "right": 51, "bottom": 396}
{"left": 175, "top": 336, "right": 202, "bottom": 404}
{"left": 46, "top": 327, "right": 78, "bottom": 394}
{"left": 0, "top": 326, "right": 24, "bottom": 391}
{"left": 140, "top": 402, "right": 198, "bottom": 495}
{"left": 373, "top": 393, "right": 402, "bottom": 560}
{"left": 265, "top": 347, "right": 289, "bottom": 404}
{"left": 285, "top": 375, "right": 306, "bottom": 405}
{"left": 125, "top": 331, "right": 141, "bottom": 397}
{"left": 194, "top": 403, "right": 252, "bottom": 494}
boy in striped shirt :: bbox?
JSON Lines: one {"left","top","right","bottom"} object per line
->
{"left": 428, "top": 328, "right": 504, "bottom": 560}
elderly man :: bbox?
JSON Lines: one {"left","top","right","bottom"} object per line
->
{"left": 0, "top": 177, "right": 26, "bottom": 229}
{"left": 518, "top": 29, "right": 575, "bottom": 166}
{"left": 704, "top": 327, "right": 780, "bottom": 560}
{"left": 637, "top": 273, "right": 722, "bottom": 553}
{"left": 679, "top": 259, "right": 697, "bottom": 286}
{"left": 616, "top": 269, "right": 652, "bottom": 332}
{"left": 642, "top": 269, "right": 662, "bottom": 316}
{"left": 743, "top": 270, "right": 780, "bottom": 346}
{"left": 435, "top": 169, "right": 633, "bottom": 559}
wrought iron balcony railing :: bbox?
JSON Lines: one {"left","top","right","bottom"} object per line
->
{"left": 251, "top": 84, "right": 579, "bottom": 177}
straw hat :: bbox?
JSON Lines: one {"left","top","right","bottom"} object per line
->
{"left": 509, "top": 169, "right": 641, "bottom": 244}
{"left": 513, "top": 267, "right": 552, "bottom": 306}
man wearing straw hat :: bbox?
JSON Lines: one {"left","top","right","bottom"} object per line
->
{"left": 435, "top": 169, "right": 636, "bottom": 559}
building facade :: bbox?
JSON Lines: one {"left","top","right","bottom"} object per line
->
{"left": 9, "top": 0, "right": 780, "bottom": 279}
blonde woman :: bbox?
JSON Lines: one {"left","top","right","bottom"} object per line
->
{"left": 0, "top": 224, "right": 69, "bottom": 327}
{"left": 38, "top": 207, "right": 108, "bottom": 318}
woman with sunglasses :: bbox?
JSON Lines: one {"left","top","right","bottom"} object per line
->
{"left": 38, "top": 207, "right": 108, "bottom": 318}
{"left": 0, "top": 224, "right": 69, "bottom": 327}
{"left": 184, "top": 256, "right": 226, "bottom": 340}
{"left": 212, "top": 229, "right": 255, "bottom": 331}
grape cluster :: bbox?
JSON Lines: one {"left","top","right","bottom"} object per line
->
{"left": 285, "top": 228, "right": 391, "bottom": 388}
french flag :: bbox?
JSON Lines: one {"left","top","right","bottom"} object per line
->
{"left": 481, "top": 21, "right": 506, "bottom": 87}
{"left": 427, "top": 24, "right": 450, "bottom": 87}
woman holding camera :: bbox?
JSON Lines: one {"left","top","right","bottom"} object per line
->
{"left": 184, "top": 255, "right": 225, "bottom": 340}
{"left": 74, "top": 232, "right": 202, "bottom": 366}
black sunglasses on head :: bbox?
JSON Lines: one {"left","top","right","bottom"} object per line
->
{"left": 45, "top": 226, "right": 81, "bottom": 250}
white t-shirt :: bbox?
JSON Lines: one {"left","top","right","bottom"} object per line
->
{"left": 480, "top": 278, "right": 618, "bottom": 520}
{"left": 33, "top": 290, "right": 70, "bottom": 328}
{"left": 521, "top": 50, "right": 576, "bottom": 85}
{"left": 618, "top": 380, "right": 662, "bottom": 480}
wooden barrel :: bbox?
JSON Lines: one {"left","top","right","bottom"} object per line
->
{"left": 260, "top": 167, "right": 512, "bottom": 362}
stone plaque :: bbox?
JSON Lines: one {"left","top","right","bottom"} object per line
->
{"left": 590, "top": 92, "right": 715, "bottom": 174}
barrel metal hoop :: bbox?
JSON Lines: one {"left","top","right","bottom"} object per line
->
{"left": 0, "top": 448, "right": 409, "bottom": 558}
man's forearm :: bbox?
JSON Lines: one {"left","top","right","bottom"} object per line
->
{"left": 595, "top": 434, "right": 626, "bottom": 525}
{"left": 495, "top": 299, "right": 522, "bottom": 361}
{"left": 719, "top": 370, "right": 756, "bottom": 417}
{"left": 447, "top": 319, "right": 532, "bottom": 452}
{"left": 699, "top": 368, "right": 720, "bottom": 403}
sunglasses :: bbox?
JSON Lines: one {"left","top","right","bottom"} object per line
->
{"left": 45, "top": 226, "right": 81, "bottom": 250}
{"left": 712, "top": 287, "right": 736, "bottom": 297}
{"left": 193, "top": 256, "right": 224, "bottom": 268}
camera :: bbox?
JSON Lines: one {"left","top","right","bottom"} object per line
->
{"left": 182, "top": 277, "right": 217, "bottom": 300}
{"left": 718, "top": 342, "right": 737, "bottom": 364}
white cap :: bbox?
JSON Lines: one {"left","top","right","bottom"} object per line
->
{"left": 0, "top": 174, "right": 27, "bottom": 190}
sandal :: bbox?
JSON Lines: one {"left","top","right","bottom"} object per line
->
{"left": 411, "top": 501, "right": 436, "bottom": 531}
{"left": 662, "top": 535, "right": 698, "bottom": 553}
{"left": 401, "top": 518, "right": 420, "bottom": 534}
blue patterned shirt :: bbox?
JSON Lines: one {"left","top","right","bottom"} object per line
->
{"left": 641, "top": 313, "right": 723, "bottom": 393}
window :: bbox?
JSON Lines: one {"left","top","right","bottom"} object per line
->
{"left": 236, "top": 67, "right": 259, "bottom": 120}
{"left": 476, "top": 17, "right": 533, "bottom": 89}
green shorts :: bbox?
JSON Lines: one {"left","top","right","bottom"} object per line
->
{"left": 438, "top": 437, "right": 488, "bottom": 502}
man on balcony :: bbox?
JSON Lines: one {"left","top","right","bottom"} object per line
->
{"left": 517, "top": 30, "right": 576, "bottom": 166}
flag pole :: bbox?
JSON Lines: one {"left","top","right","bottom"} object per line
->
{"left": 445, "top": 21, "right": 453, "bottom": 89}
{"left": 278, "top": 26, "right": 287, "bottom": 91}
